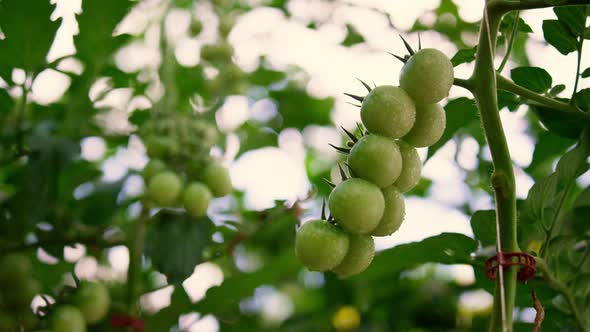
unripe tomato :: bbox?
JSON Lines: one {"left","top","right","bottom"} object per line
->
{"left": 200, "top": 42, "right": 233, "bottom": 63}
{"left": 332, "top": 306, "right": 361, "bottom": 332}
{"left": 5, "top": 278, "right": 40, "bottom": 307}
{"left": 51, "top": 305, "right": 86, "bottom": 332}
{"left": 144, "top": 136, "right": 179, "bottom": 158}
{"left": 403, "top": 103, "right": 446, "bottom": 147}
{"left": 148, "top": 171, "right": 183, "bottom": 206}
{"left": 347, "top": 135, "right": 402, "bottom": 188}
{"left": 295, "top": 220, "right": 349, "bottom": 271}
{"left": 0, "top": 253, "right": 32, "bottom": 284}
{"left": 394, "top": 141, "right": 422, "bottom": 192}
{"left": 360, "top": 86, "right": 416, "bottom": 139}
{"left": 371, "top": 185, "right": 405, "bottom": 236}
{"left": 203, "top": 162, "right": 232, "bottom": 197}
{"left": 74, "top": 282, "right": 111, "bottom": 324}
{"left": 142, "top": 159, "right": 167, "bottom": 182}
{"left": 399, "top": 48, "right": 454, "bottom": 104}
{"left": 183, "top": 182, "right": 212, "bottom": 217}
{"left": 332, "top": 234, "right": 374, "bottom": 278}
{"left": 219, "top": 15, "right": 236, "bottom": 37}
{"left": 328, "top": 178, "right": 384, "bottom": 234}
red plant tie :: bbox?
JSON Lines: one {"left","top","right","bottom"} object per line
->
{"left": 110, "top": 314, "right": 145, "bottom": 332}
{"left": 485, "top": 252, "right": 536, "bottom": 283}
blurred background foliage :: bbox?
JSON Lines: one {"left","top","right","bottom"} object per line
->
{"left": 1, "top": 0, "right": 590, "bottom": 331}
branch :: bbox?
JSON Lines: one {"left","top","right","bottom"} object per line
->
{"left": 489, "top": 0, "right": 590, "bottom": 13}
{"left": 453, "top": 77, "right": 475, "bottom": 92}
{"left": 536, "top": 257, "right": 588, "bottom": 332}
{"left": 126, "top": 205, "right": 149, "bottom": 315}
{"left": 496, "top": 75, "right": 590, "bottom": 120}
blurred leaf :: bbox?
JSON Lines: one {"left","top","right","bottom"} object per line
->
{"left": 575, "top": 88, "right": 590, "bottom": 111}
{"left": 526, "top": 131, "right": 575, "bottom": 177}
{"left": 77, "top": 179, "right": 125, "bottom": 226}
{"left": 145, "top": 286, "right": 192, "bottom": 332}
{"left": 450, "top": 47, "right": 476, "bottom": 67}
{"left": 511, "top": 67, "right": 552, "bottom": 93}
{"left": 74, "top": 0, "right": 133, "bottom": 65}
{"left": 342, "top": 24, "right": 364, "bottom": 47}
{"left": 128, "top": 109, "right": 151, "bottom": 127}
{"left": 357, "top": 233, "right": 477, "bottom": 281}
{"left": 236, "top": 122, "right": 279, "bottom": 156}
{"left": 58, "top": 159, "right": 102, "bottom": 201}
{"left": 427, "top": 98, "right": 479, "bottom": 160}
{"left": 554, "top": 6, "right": 587, "bottom": 36}
{"left": 531, "top": 103, "right": 584, "bottom": 139}
{"left": 270, "top": 86, "right": 333, "bottom": 130}
{"left": 470, "top": 210, "right": 496, "bottom": 246}
{"left": 500, "top": 12, "right": 533, "bottom": 34}
{"left": 542, "top": 20, "right": 578, "bottom": 55}
{"left": 144, "top": 210, "right": 213, "bottom": 283}
{"left": 248, "top": 63, "right": 287, "bottom": 86}
{"left": 497, "top": 90, "right": 520, "bottom": 111}
{"left": 0, "top": 88, "right": 14, "bottom": 114}
{"left": 0, "top": 0, "right": 60, "bottom": 74}
{"left": 193, "top": 249, "right": 300, "bottom": 315}
{"left": 582, "top": 67, "right": 590, "bottom": 78}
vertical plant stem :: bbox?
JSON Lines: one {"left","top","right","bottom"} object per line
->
{"left": 126, "top": 206, "right": 149, "bottom": 315}
{"left": 571, "top": 16, "right": 587, "bottom": 103}
{"left": 472, "top": 3, "right": 518, "bottom": 331}
{"left": 16, "top": 82, "right": 28, "bottom": 155}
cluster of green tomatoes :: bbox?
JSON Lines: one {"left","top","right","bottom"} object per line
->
{"left": 0, "top": 254, "right": 110, "bottom": 332}
{"left": 141, "top": 113, "right": 232, "bottom": 216}
{"left": 295, "top": 45, "right": 453, "bottom": 278}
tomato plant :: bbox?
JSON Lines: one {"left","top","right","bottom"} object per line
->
{"left": 1, "top": 1, "right": 590, "bottom": 331}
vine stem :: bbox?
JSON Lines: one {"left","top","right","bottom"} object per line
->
{"left": 497, "top": 10, "right": 520, "bottom": 73}
{"left": 472, "top": 2, "right": 518, "bottom": 330}
{"left": 0, "top": 235, "right": 126, "bottom": 256}
{"left": 571, "top": 14, "right": 587, "bottom": 103}
{"left": 126, "top": 205, "right": 150, "bottom": 316}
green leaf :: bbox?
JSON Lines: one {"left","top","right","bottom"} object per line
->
{"left": 549, "top": 84, "right": 566, "bottom": 96}
{"left": 497, "top": 90, "right": 520, "bottom": 111}
{"left": 145, "top": 286, "right": 192, "bottom": 332}
{"left": 357, "top": 233, "right": 477, "bottom": 281}
{"left": 236, "top": 122, "right": 279, "bottom": 156}
{"left": 269, "top": 85, "right": 333, "bottom": 130}
{"left": 511, "top": 67, "right": 552, "bottom": 93}
{"left": 144, "top": 210, "right": 214, "bottom": 283}
{"left": 75, "top": 0, "right": 133, "bottom": 65}
{"left": 427, "top": 98, "right": 479, "bottom": 160}
{"left": 193, "top": 249, "right": 300, "bottom": 315}
{"left": 342, "top": 24, "right": 364, "bottom": 47}
{"left": 500, "top": 12, "right": 533, "bottom": 34}
{"left": 554, "top": 6, "right": 587, "bottom": 36}
{"left": 470, "top": 210, "right": 496, "bottom": 246}
{"left": 128, "top": 109, "right": 151, "bottom": 127}
{"left": 582, "top": 67, "right": 590, "bottom": 78}
{"left": 531, "top": 103, "right": 584, "bottom": 139}
{"left": 0, "top": 88, "right": 14, "bottom": 114}
{"left": 526, "top": 131, "right": 575, "bottom": 177}
{"left": 542, "top": 20, "right": 579, "bottom": 55}
{"left": 574, "top": 88, "right": 590, "bottom": 111}
{"left": 77, "top": 180, "right": 125, "bottom": 226}
{"left": 0, "top": 0, "right": 61, "bottom": 74}
{"left": 451, "top": 47, "right": 476, "bottom": 67}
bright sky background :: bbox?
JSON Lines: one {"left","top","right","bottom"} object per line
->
{"left": 24, "top": 0, "right": 590, "bottom": 330}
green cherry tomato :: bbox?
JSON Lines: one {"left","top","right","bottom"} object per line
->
{"left": 295, "top": 220, "right": 349, "bottom": 271}
{"left": 183, "top": 182, "right": 212, "bottom": 217}
{"left": 360, "top": 86, "right": 416, "bottom": 139}
{"left": 347, "top": 134, "right": 402, "bottom": 188}
{"left": 51, "top": 305, "right": 86, "bottom": 332}
{"left": 328, "top": 178, "right": 385, "bottom": 234}
{"left": 142, "top": 159, "right": 167, "bottom": 182}
{"left": 403, "top": 103, "right": 446, "bottom": 147}
{"left": 203, "top": 162, "right": 232, "bottom": 197}
{"left": 219, "top": 15, "right": 236, "bottom": 37}
{"left": 0, "top": 253, "right": 32, "bottom": 284}
{"left": 371, "top": 185, "right": 405, "bottom": 236}
{"left": 394, "top": 141, "right": 422, "bottom": 192}
{"left": 148, "top": 171, "right": 183, "bottom": 206}
{"left": 74, "top": 282, "right": 111, "bottom": 324}
{"left": 399, "top": 48, "right": 454, "bottom": 104}
{"left": 332, "top": 234, "right": 374, "bottom": 278}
